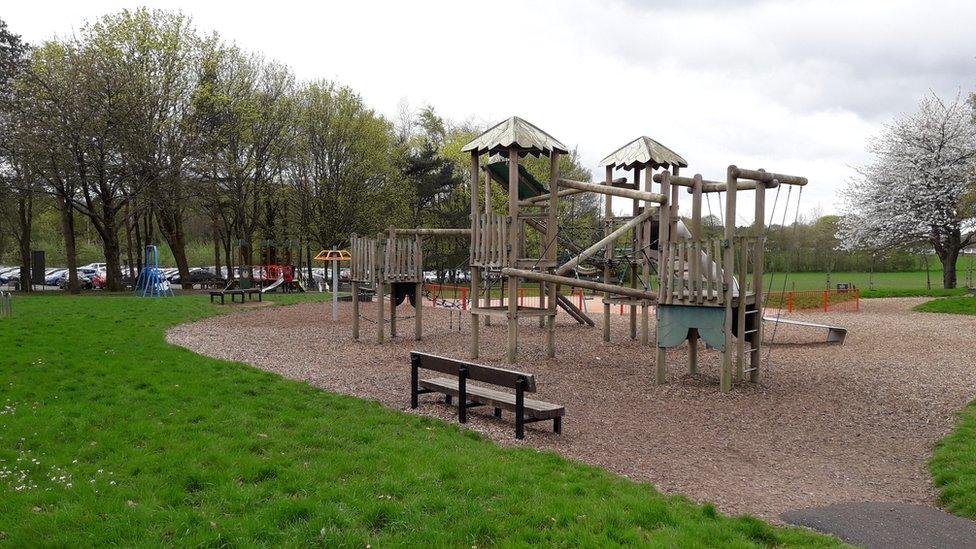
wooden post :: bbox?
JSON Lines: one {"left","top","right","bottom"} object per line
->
{"left": 546, "top": 152, "right": 560, "bottom": 358}
{"left": 721, "top": 166, "right": 738, "bottom": 392}
{"left": 352, "top": 281, "right": 360, "bottom": 340}
{"left": 688, "top": 329, "right": 699, "bottom": 374}
{"left": 415, "top": 281, "right": 423, "bottom": 340}
{"left": 506, "top": 146, "right": 519, "bottom": 363}
{"left": 655, "top": 171, "right": 672, "bottom": 385}
{"left": 750, "top": 180, "right": 766, "bottom": 382}
{"left": 629, "top": 167, "right": 639, "bottom": 340}
{"left": 640, "top": 164, "right": 653, "bottom": 346}
{"left": 689, "top": 174, "right": 704, "bottom": 375}
{"left": 377, "top": 282, "right": 385, "bottom": 344}
{"left": 603, "top": 165, "right": 613, "bottom": 343}
{"left": 470, "top": 151, "right": 481, "bottom": 358}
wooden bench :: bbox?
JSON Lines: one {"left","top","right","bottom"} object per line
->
{"left": 209, "top": 289, "right": 263, "bottom": 304}
{"left": 410, "top": 352, "right": 564, "bottom": 439}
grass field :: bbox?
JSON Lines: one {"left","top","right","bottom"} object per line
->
{"left": 913, "top": 295, "right": 976, "bottom": 315}
{"left": 918, "top": 293, "right": 976, "bottom": 517}
{"left": 931, "top": 397, "right": 976, "bottom": 518}
{"left": 0, "top": 293, "right": 840, "bottom": 546}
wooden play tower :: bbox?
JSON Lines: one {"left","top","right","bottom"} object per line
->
{"left": 347, "top": 115, "right": 810, "bottom": 392}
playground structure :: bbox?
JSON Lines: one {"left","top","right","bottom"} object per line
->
{"left": 347, "top": 116, "right": 811, "bottom": 392}
{"left": 135, "top": 245, "right": 174, "bottom": 298}
{"left": 349, "top": 232, "right": 425, "bottom": 342}
{"left": 256, "top": 239, "right": 306, "bottom": 293}
{"left": 314, "top": 248, "right": 352, "bottom": 321}
{"left": 227, "top": 239, "right": 307, "bottom": 293}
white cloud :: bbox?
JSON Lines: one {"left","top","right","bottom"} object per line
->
{"left": 6, "top": 0, "right": 975, "bottom": 220}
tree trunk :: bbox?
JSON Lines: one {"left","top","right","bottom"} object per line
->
{"left": 938, "top": 247, "right": 959, "bottom": 289}
{"left": 59, "top": 198, "right": 80, "bottom": 295}
{"left": 17, "top": 193, "right": 32, "bottom": 293}
{"left": 100, "top": 215, "right": 124, "bottom": 292}
{"left": 157, "top": 206, "right": 192, "bottom": 289}
{"left": 133, "top": 210, "right": 144, "bottom": 276}
{"left": 124, "top": 203, "right": 136, "bottom": 281}
{"left": 213, "top": 217, "right": 221, "bottom": 278}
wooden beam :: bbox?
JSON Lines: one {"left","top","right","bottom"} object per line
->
{"left": 555, "top": 208, "right": 656, "bottom": 276}
{"left": 558, "top": 177, "right": 667, "bottom": 203}
{"left": 500, "top": 268, "right": 657, "bottom": 301}
{"left": 507, "top": 146, "right": 519, "bottom": 364}
{"left": 546, "top": 152, "right": 559, "bottom": 358}
{"left": 392, "top": 228, "right": 471, "bottom": 236}
{"left": 732, "top": 166, "right": 807, "bottom": 186}
{"left": 602, "top": 166, "right": 613, "bottom": 343}
{"left": 470, "top": 151, "right": 480, "bottom": 359}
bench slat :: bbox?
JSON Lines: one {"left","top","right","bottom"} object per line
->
{"left": 420, "top": 377, "right": 564, "bottom": 420}
{"left": 412, "top": 352, "right": 537, "bottom": 392}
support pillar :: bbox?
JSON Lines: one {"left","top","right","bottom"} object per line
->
{"left": 352, "top": 281, "right": 360, "bottom": 340}
{"left": 506, "top": 145, "right": 520, "bottom": 364}
{"left": 470, "top": 151, "right": 481, "bottom": 357}
{"left": 545, "top": 152, "right": 560, "bottom": 358}
{"left": 377, "top": 282, "right": 385, "bottom": 344}
{"left": 414, "top": 282, "right": 422, "bottom": 341}
{"left": 602, "top": 165, "right": 613, "bottom": 342}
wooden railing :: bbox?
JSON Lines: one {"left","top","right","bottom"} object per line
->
{"left": 471, "top": 213, "right": 510, "bottom": 268}
{"left": 350, "top": 234, "right": 378, "bottom": 283}
{"left": 660, "top": 236, "right": 763, "bottom": 306}
{"left": 350, "top": 234, "right": 422, "bottom": 284}
{"left": 383, "top": 237, "right": 422, "bottom": 282}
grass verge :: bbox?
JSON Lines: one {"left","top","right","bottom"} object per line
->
{"left": 913, "top": 295, "right": 976, "bottom": 315}
{"left": 0, "top": 294, "right": 840, "bottom": 546}
{"left": 932, "top": 402, "right": 976, "bottom": 519}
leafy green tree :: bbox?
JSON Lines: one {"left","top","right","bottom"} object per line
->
{"left": 289, "top": 80, "right": 392, "bottom": 251}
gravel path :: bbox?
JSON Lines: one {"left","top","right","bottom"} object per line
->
{"left": 167, "top": 297, "right": 976, "bottom": 521}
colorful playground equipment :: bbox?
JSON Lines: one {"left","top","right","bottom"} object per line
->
{"left": 135, "top": 245, "right": 173, "bottom": 297}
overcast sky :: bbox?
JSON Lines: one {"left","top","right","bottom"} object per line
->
{"left": 7, "top": 0, "right": 976, "bottom": 222}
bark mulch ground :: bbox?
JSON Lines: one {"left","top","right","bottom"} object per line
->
{"left": 167, "top": 297, "right": 976, "bottom": 521}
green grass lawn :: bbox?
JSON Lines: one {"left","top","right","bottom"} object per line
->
{"left": 913, "top": 295, "right": 976, "bottom": 315}
{"left": 761, "top": 270, "right": 972, "bottom": 293}
{"left": 0, "top": 293, "right": 840, "bottom": 546}
{"left": 915, "top": 293, "right": 976, "bottom": 517}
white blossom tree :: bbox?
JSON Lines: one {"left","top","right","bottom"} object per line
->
{"left": 838, "top": 93, "right": 976, "bottom": 288}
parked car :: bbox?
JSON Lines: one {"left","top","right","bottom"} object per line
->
{"left": 45, "top": 269, "right": 68, "bottom": 285}
{"left": 58, "top": 268, "right": 97, "bottom": 290}
{"left": 91, "top": 274, "right": 107, "bottom": 289}
{"left": 169, "top": 268, "right": 225, "bottom": 288}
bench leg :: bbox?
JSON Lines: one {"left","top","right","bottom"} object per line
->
{"left": 494, "top": 407, "right": 502, "bottom": 419}
{"left": 445, "top": 394, "right": 452, "bottom": 406}
{"left": 553, "top": 417, "right": 562, "bottom": 435}
{"left": 515, "top": 380, "right": 525, "bottom": 440}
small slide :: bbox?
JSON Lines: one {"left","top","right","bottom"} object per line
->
{"left": 261, "top": 275, "right": 285, "bottom": 293}
{"left": 762, "top": 316, "right": 847, "bottom": 344}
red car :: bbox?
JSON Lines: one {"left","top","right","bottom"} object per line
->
{"left": 91, "top": 274, "right": 107, "bottom": 289}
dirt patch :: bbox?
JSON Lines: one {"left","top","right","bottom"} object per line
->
{"left": 167, "top": 297, "right": 976, "bottom": 521}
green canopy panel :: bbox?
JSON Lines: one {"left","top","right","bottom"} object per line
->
{"left": 486, "top": 160, "right": 549, "bottom": 200}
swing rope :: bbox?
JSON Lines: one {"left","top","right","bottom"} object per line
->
{"left": 764, "top": 186, "right": 804, "bottom": 369}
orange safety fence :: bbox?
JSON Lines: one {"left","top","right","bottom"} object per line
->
{"left": 765, "top": 288, "right": 860, "bottom": 313}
